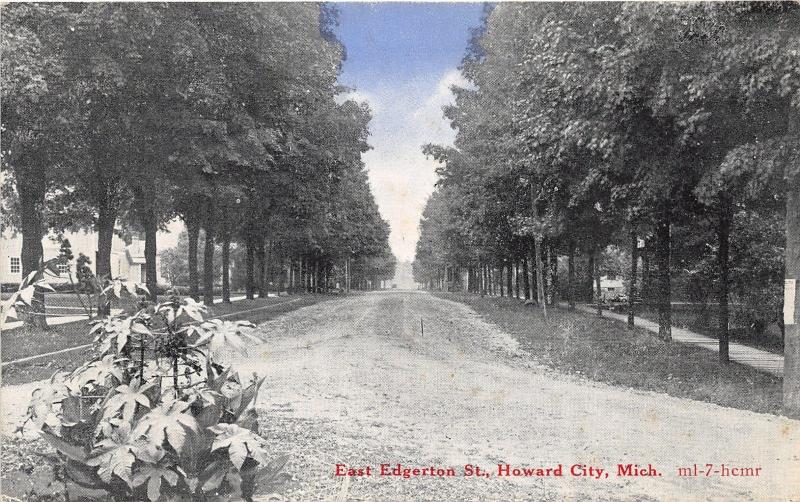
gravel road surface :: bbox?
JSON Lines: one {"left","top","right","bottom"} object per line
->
{"left": 3, "top": 290, "right": 798, "bottom": 501}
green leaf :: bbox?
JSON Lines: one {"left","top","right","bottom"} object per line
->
{"left": 200, "top": 460, "right": 229, "bottom": 493}
{"left": 34, "top": 280, "right": 56, "bottom": 292}
{"left": 40, "top": 424, "right": 89, "bottom": 463}
{"left": 195, "top": 320, "right": 259, "bottom": 359}
{"left": 131, "top": 465, "right": 179, "bottom": 502}
{"left": 74, "top": 355, "right": 126, "bottom": 388}
{"left": 255, "top": 454, "right": 290, "bottom": 493}
{"left": 104, "top": 378, "right": 152, "bottom": 422}
{"left": 93, "top": 316, "right": 135, "bottom": 354}
{"left": 86, "top": 421, "right": 136, "bottom": 484}
{"left": 209, "top": 423, "right": 268, "bottom": 470}
{"left": 64, "top": 459, "right": 106, "bottom": 489}
{"left": 177, "top": 298, "right": 207, "bottom": 322}
{"left": 131, "top": 321, "right": 151, "bottom": 336}
{"left": 18, "top": 285, "right": 35, "bottom": 305}
{"left": 231, "top": 376, "right": 265, "bottom": 421}
{"left": 133, "top": 398, "right": 198, "bottom": 452}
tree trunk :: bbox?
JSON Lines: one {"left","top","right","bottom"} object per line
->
{"left": 143, "top": 209, "right": 158, "bottom": 303}
{"left": 594, "top": 246, "right": 603, "bottom": 317}
{"left": 298, "top": 258, "right": 304, "bottom": 293}
{"left": 290, "top": 259, "right": 296, "bottom": 293}
{"left": 718, "top": 197, "right": 731, "bottom": 363}
{"left": 586, "top": 250, "right": 595, "bottom": 303}
{"left": 567, "top": 241, "right": 575, "bottom": 309}
{"left": 506, "top": 261, "right": 513, "bottom": 299}
{"left": 535, "top": 237, "right": 547, "bottom": 319}
{"left": 540, "top": 239, "right": 549, "bottom": 303}
{"left": 202, "top": 198, "right": 216, "bottom": 306}
{"left": 245, "top": 237, "right": 255, "bottom": 300}
{"left": 222, "top": 234, "right": 231, "bottom": 304}
{"left": 256, "top": 240, "right": 266, "bottom": 298}
{"left": 185, "top": 213, "right": 201, "bottom": 301}
{"left": 203, "top": 226, "right": 215, "bottom": 306}
{"left": 523, "top": 256, "right": 531, "bottom": 301}
{"left": 344, "top": 258, "right": 349, "bottom": 293}
{"left": 655, "top": 206, "right": 672, "bottom": 341}
{"left": 784, "top": 159, "right": 800, "bottom": 416}
{"left": 264, "top": 240, "right": 271, "bottom": 298}
{"left": 641, "top": 239, "right": 650, "bottom": 307}
{"left": 95, "top": 202, "right": 116, "bottom": 317}
{"left": 18, "top": 183, "right": 47, "bottom": 329}
{"left": 314, "top": 259, "right": 320, "bottom": 293}
{"left": 628, "top": 231, "right": 638, "bottom": 328}
{"left": 549, "top": 244, "right": 558, "bottom": 305}
{"left": 529, "top": 241, "right": 538, "bottom": 303}
{"left": 567, "top": 239, "right": 575, "bottom": 310}
{"left": 96, "top": 202, "right": 116, "bottom": 281}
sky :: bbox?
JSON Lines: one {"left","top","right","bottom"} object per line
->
{"left": 334, "top": 3, "right": 486, "bottom": 262}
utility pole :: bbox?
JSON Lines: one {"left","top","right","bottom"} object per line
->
{"left": 783, "top": 110, "right": 800, "bottom": 416}
{"left": 627, "top": 231, "right": 638, "bottom": 328}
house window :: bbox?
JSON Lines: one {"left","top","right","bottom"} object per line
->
{"left": 9, "top": 257, "right": 20, "bottom": 275}
{"left": 140, "top": 264, "right": 146, "bottom": 283}
{"left": 57, "top": 262, "right": 70, "bottom": 275}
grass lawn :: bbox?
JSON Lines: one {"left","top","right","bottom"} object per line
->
{"left": 436, "top": 292, "right": 784, "bottom": 416}
{"left": 1, "top": 293, "right": 332, "bottom": 386}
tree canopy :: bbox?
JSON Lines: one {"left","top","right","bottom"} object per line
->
{"left": 1, "top": 3, "right": 395, "bottom": 317}
{"left": 414, "top": 3, "right": 798, "bottom": 373}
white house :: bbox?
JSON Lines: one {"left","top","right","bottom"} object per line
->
{"left": 599, "top": 275, "right": 626, "bottom": 301}
{"left": 0, "top": 230, "right": 163, "bottom": 285}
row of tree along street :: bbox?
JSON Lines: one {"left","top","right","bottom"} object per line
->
{"left": 2, "top": 3, "right": 396, "bottom": 324}
{"left": 412, "top": 3, "right": 800, "bottom": 413}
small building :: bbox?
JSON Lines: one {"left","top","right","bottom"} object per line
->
{"left": 599, "top": 275, "right": 626, "bottom": 301}
{"left": 0, "top": 230, "right": 163, "bottom": 285}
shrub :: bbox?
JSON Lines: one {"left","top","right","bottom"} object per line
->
{"left": 12, "top": 279, "right": 288, "bottom": 501}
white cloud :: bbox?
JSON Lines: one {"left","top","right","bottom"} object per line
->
{"left": 351, "top": 69, "right": 465, "bottom": 262}
{"left": 336, "top": 89, "right": 381, "bottom": 114}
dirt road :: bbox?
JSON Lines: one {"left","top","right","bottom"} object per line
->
{"left": 232, "top": 291, "right": 799, "bottom": 501}
{"left": 3, "top": 291, "right": 798, "bottom": 501}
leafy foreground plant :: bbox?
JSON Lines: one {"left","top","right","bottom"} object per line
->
{"left": 17, "top": 286, "right": 288, "bottom": 501}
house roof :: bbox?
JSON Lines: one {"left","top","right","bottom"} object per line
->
{"left": 600, "top": 277, "right": 625, "bottom": 289}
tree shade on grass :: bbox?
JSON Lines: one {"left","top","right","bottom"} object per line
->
{"left": 438, "top": 292, "right": 782, "bottom": 415}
